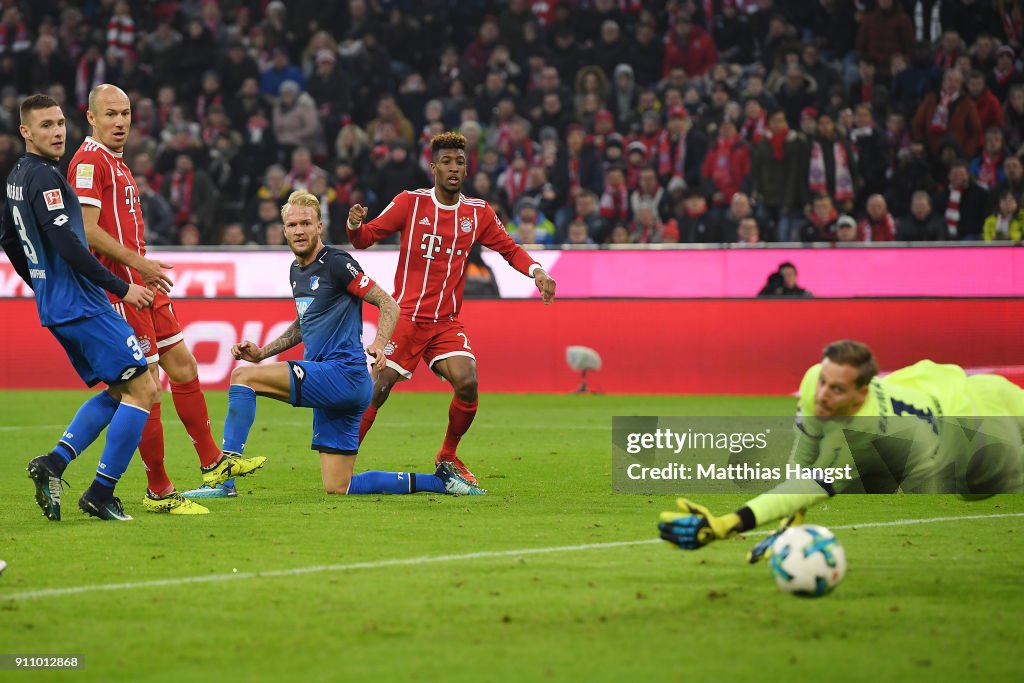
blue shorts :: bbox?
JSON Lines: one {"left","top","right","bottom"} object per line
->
{"left": 50, "top": 309, "right": 148, "bottom": 387}
{"left": 287, "top": 360, "right": 372, "bottom": 455}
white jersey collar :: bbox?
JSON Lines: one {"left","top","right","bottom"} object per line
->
{"left": 84, "top": 136, "right": 124, "bottom": 159}
{"left": 430, "top": 187, "right": 462, "bottom": 210}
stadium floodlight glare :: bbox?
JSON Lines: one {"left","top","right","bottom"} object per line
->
{"left": 566, "top": 345, "right": 601, "bottom": 393}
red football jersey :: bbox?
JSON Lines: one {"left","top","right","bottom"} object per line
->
{"left": 350, "top": 188, "right": 539, "bottom": 322}
{"left": 67, "top": 137, "right": 145, "bottom": 286}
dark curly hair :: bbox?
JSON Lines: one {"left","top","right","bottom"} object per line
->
{"left": 430, "top": 131, "right": 467, "bottom": 160}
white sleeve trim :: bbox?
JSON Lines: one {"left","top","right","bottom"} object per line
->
{"left": 78, "top": 196, "right": 103, "bottom": 208}
{"left": 528, "top": 263, "right": 542, "bottom": 277}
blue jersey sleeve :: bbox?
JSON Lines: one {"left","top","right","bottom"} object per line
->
{"left": 26, "top": 167, "right": 130, "bottom": 300}
{"left": 0, "top": 201, "right": 31, "bottom": 286}
{"left": 327, "top": 250, "right": 362, "bottom": 290}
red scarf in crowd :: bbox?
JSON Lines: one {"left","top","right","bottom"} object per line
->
{"left": 0, "top": 19, "right": 30, "bottom": 53}
{"left": 929, "top": 91, "right": 956, "bottom": 133}
{"left": 767, "top": 127, "right": 789, "bottom": 161}
{"left": 169, "top": 171, "right": 194, "bottom": 225}
{"left": 503, "top": 167, "right": 529, "bottom": 205}
{"left": 945, "top": 185, "right": 962, "bottom": 237}
{"left": 994, "top": 62, "right": 1018, "bottom": 88}
{"left": 740, "top": 111, "right": 766, "bottom": 144}
{"left": 710, "top": 136, "right": 739, "bottom": 198}
{"left": 935, "top": 50, "right": 957, "bottom": 70}
{"left": 977, "top": 151, "right": 1003, "bottom": 189}
{"left": 76, "top": 55, "right": 106, "bottom": 112}
{"left": 862, "top": 213, "right": 895, "bottom": 242}
{"left": 808, "top": 140, "right": 855, "bottom": 202}
{"left": 567, "top": 154, "right": 581, "bottom": 197}
{"left": 600, "top": 183, "right": 630, "bottom": 221}
{"left": 657, "top": 130, "right": 687, "bottom": 179}
{"left": 811, "top": 205, "right": 838, "bottom": 231}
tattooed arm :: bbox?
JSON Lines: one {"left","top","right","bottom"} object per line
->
{"left": 231, "top": 318, "right": 303, "bottom": 362}
{"left": 361, "top": 284, "right": 399, "bottom": 379}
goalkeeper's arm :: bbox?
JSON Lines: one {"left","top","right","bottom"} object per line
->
{"left": 658, "top": 479, "right": 833, "bottom": 550}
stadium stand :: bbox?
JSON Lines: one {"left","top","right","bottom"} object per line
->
{"left": 0, "top": 0, "right": 1022, "bottom": 245}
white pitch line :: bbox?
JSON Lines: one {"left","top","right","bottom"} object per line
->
{"left": 3, "top": 512, "right": 1022, "bottom": 602}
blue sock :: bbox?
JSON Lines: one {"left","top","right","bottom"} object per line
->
{"left": 222, "top": 384, "right": 257, "bottom": 455}
{"left": 347, "top": 471, "right": 446, "bottom": 495}
{"left": 53, "top": 391, "right": 120, "bottom": 466}
{"left": 94, "top": 402, "right": 149, "bottom": 489}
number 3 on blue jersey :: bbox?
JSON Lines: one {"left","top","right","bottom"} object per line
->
{"left": 11, "top": 206, "right": 39, "bottom": 264}
{"left": 127, "top": 334, "right": 144, "bottom": 361}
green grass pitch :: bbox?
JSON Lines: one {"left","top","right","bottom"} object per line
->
{"left": 0, "top": 390, "right": 1021, "bottom": 682}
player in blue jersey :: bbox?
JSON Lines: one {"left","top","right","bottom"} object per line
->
{"left": 220, "top": 190, "right": 485, "bottom": 496}
{"left": 1, "top": 94, "right": 162, "bottom": 521}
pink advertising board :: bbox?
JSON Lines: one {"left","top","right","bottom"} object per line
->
{"left": 0, "top": 247, "right": 1020, "bottom": 298}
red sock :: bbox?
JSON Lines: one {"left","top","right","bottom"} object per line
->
{"left": 439, "top": 397, "right": 478, "bottom": 458}
{"left": 139, "top": 402, "right": 173, "bottom": 495}
{"left": 171, "top": 378, "right": 221, "bottom": 468}
{"left": 359, "top": 404, "right": 379, "bottom": 444}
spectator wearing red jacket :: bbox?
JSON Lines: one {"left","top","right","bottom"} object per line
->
{"left": 967, "top": 70, "right": 1003, "bottom": 149}
{"left": 662, "top": 15, "right": 717, "bottom": 79}
{"left": 700, "top": 120, "right": 751, "bottom": 210}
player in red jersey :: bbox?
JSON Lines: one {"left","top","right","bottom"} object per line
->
{"left": 68, "top": 84, "right": 265, "bottom": 512}
{"left": 347, "top": 131, "right": 557, "bottom": 484}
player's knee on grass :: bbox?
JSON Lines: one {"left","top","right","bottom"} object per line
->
{"left": 321, "top": 453, "right": 355, "bottom": 494}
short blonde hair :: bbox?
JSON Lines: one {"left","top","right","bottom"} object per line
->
{"left": 281, "top": 190, "right": 322, "bottom": 222}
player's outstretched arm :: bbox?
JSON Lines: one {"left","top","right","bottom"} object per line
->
{"left": 346, "top": 202, "right": 406, "bottom": 249}
{"left": 81, "top": 205, "right": 174, "bottom": 292}
{"left": 45, "top": 220, "right": 151, "bottom": 306}
{"left": 361, "top": 284, "right": 399, "bottom": 381}
{"left": 533, "top": 267, "right": 556, "bottom": 304}
{"left": 658, "top": 498, "right": 746, "bottom": 550}
{"left": 235, "top": 318, "right": 302, "bottom": 363}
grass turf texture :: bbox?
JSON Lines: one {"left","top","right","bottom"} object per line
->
{"left": 0, "top": 390, "right": 1021, "bottom": 683}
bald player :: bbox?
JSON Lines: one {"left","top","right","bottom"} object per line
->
{"left": 68, "top": 84, "right": 265, "bottom": 512}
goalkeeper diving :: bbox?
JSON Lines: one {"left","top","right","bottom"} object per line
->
{"left": 658, "top": 340, "right": 1024, "bottom": 560}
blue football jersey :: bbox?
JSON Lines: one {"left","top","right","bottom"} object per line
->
{"left": 290, "top": 246, "right": 372, "bottom": 364}
{"left": 2, "top": 153, "right": 112, "bottom": 326}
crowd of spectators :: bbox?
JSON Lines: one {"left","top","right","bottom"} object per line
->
{"left": 1, "top": 0, "right": 1023, "bottom": 246}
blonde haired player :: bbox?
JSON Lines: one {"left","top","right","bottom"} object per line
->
{"left": 220, "top": 191, "right": 483, "bottom": 496}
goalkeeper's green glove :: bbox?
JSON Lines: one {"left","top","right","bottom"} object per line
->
{"left": 746, "top": 509, "right": 807, "bottom": 564}
{"left": 658, "top": 498, "right": 743, "bottom": 550}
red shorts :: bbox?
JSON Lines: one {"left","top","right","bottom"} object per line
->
{"left": 110, "top": 288, "right": 183, "bottom": 364}
{"left": 384, "top": 318, "right": 475, "bottom": 380}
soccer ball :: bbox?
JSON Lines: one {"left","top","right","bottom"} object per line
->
{"left": 769, "top": 525, "right": 846, "bottom": 597}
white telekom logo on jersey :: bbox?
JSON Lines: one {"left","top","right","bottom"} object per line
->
{"left": 420, "top": 233, "right": 444, "bottom": 260}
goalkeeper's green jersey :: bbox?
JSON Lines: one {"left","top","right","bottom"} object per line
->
{"left": 791, "top": 360, "right": 1024, "bottom": 492}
